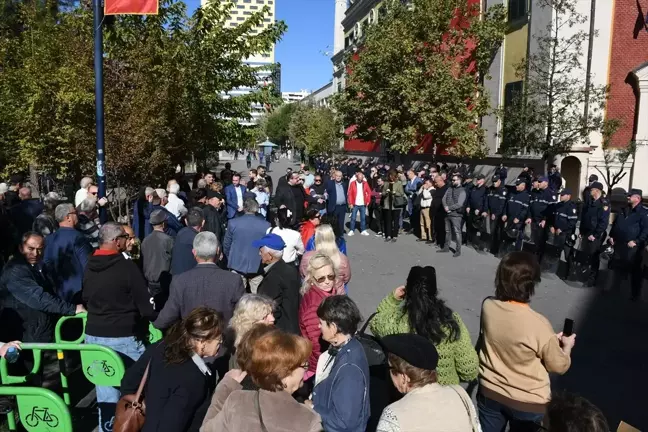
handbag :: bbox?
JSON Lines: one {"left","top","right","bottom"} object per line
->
{"left": 356, "top": 312, "right": 386, "bottom": 367}
{"left": 113, "top": 362, "right": 150, "bottom": 432}
{"left": 450, "top": 385, "right": 483, "bottom": 432}
{"left": 393, "top": 195, "right": 407, "bottom": 209}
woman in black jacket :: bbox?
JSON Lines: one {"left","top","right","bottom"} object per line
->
{"left": 121, "top": 307, "right": 223, "bottom": 432}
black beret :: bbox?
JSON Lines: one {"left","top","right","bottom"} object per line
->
{"left": 380, "top": 333, "right": 439, "bottom": 370}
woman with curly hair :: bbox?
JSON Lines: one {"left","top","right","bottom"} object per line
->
{"left": 369, "top": 266, "right": 478, "bottom": 385}
{"left": 226, "top": 294, "right": 276, "bottom": 369}
{"left": 300, "top": 224, "right": 350, "bottom": 294}
{"left": 120, "top": 307, "right": 224, "bottom": 432}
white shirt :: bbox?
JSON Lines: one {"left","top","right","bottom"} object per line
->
{"left": 75, "top": 188, "right": 88, "bottom": 207}
{"left": 235, "top": 185, "right": 243, "bottom": 208}
{"left": 269, "top": 227, "right": 304, "bottom": 263}
{"left": 354, "top": 181, "right": 365, "bottom": 206}
{"left": 165, "top": 193, "right": 187, "bottom": 219}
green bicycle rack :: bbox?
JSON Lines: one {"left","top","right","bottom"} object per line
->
{"left": 0, "top": 386, "right": 73, "bottom": 432}
{"left": 0, "top": 342, "right": 126, "bottom": 423}
{"left": 53, "top": 314, "right": 162, "bottom": 404}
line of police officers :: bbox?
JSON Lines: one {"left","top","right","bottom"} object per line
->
{"left": 464, "top": 173, "right": 648, "bottom": 300}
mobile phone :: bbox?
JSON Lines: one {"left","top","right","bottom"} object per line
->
{"left": 562, "top": 318, "right": 574, "bottom": 337}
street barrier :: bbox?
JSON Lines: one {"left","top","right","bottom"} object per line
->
{"left": 0, "top": 343, "right": 126, "bottom": 414}
{"left": 0, "top": 386, "right": 73, "bottom": 431}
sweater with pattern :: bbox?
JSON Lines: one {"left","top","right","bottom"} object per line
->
{"left": 369, "top": 294, "right": 478, "bottom": 385}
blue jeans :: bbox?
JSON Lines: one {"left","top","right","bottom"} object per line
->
{"left": 332, "top": 204, "right": 347, "bottom": 234}
{"left": 477, "top": 392, "right": 544, "bottom": 432}
{"left": 349, "top": 205, "right": 366, "bottom": 232}
{"left": 85, "top": 335, "right": 145, "bottom": 432}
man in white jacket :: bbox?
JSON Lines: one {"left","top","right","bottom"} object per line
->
{"left": 165, "top": 182, "right": 187, "bottom": 219}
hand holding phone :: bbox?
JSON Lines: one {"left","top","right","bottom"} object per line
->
{"left": 562, "top": 318, "right": 574, "bottom": 337}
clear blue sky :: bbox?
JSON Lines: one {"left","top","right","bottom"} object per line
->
{"left": 184, "top": 0, "right": 334, "bottom": 92}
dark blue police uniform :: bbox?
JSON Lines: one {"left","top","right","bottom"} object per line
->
{"left": 579, "top": 184, "right": 611, "bottom": 286}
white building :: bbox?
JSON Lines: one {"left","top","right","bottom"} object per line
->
{"left": 301, "top": 82, "right": 334, "bottom": 108}
{"left": 282, "top": 90, "right": 310, "bottom": 104}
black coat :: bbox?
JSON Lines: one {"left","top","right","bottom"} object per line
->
{"left": 257, "top": 260, "right": 301, "bottom": 335}
{"left": 202, "top": 205, "right": 225, "bottom": 243}
{"left": 0, "top": 256, "right": 76, "bottom": 342}
{"left": 121, "top": 342, "right": 216, "bottom": 432}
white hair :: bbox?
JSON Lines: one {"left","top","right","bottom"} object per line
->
{"left": 54, "top": 203, "right": 75, "bottom": 223}
{"left": 196, "top": 179, "right": 207, "bottom": 189}
{"left": 80, "top": 177, "right": 93, "bottom": 189}
{"left": 78, "top": 195, "right": 97, "bottom": 213}
{"left": 193, "top": 231, "right": 219, "bottom": 260}
{"left": 261, "top": 246, "right": 283, "bottom": 259}
{"left": 155, "top": 188, "right": 167, "bottom": 199}
{"left": 145, "top": 187, "right": 155, "bottom": 197}
{"left": 168, "top": 183, "right": 180, "bottom": 195}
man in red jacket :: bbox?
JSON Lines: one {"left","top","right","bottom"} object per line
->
{"left": 347, "top": 170, "right": 372, "bottom": 236}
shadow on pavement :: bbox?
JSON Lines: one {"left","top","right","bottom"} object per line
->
{"left": 552, "top": 281, "right": 648, "bottom": 431}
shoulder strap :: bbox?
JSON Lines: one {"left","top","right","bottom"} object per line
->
{"left": 449, "top": 385, "right": 481, "bottom": 432}
{"left": 255, "top": 391, "right": 269, "bottom": 432}
{"left": 359, "top": 312, "right": 378, "bottom": 335}
{"left": 134, "top": 361, "right": 151, "bottom": 403}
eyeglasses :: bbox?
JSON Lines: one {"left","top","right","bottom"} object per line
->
{"left": 315, "top": 179, "right": 322, "bottom": 182}
{"left": 89, "top": 192, "right": 98, "bottom": 196}
{"left": 300, "top": 362, "right": 309, "bottom": 370}
{"left": 315, "top": 274, "right": 335, "bottom": 284}
{"left": 116, "top": 234, "right": 129, "bottom": 240}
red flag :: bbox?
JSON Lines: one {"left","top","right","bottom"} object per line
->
{"left": 105, "top": 0, "right": 158, "bottom": 15}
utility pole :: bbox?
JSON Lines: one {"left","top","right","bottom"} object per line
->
{"left": 94, "top": 0, "right": 107, "bottom": 223}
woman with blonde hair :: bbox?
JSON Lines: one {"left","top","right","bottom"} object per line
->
{"left": 300, "top": 225, "right": 351, "bottom": 294}
{"left": 298, "top": 254, "right": 338, "bottom": 384}
{"left": 226, "top": 294, "right": 276, "bottom": 369}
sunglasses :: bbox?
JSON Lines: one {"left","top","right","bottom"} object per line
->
{"left": 315, "top": 274, "right": 335, "bottom": 284}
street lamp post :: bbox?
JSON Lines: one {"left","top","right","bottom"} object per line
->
{"left": 94, "top": 0, "right": 107, "bottom": 223}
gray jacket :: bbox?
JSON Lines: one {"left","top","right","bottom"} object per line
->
{"left": 442, "top": 186, "right": 466, "bottom": 217}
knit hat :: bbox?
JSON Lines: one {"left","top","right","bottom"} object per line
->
{"left": 380, "top": 334, "right": 439, "bottom": 370}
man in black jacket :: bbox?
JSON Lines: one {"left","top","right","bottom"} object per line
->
{"left": 154, "top": 231, "right": 244, "bottom": 330}
{"left": 202, "top": 190, "right": 225, "bottom": 243}
{"left": 0, "top": 232, "right": 84, "bottom": 343}
{"left": 432, "top": 176, "right": 449, "bottom": 247}
{"left": 255, "top": 234, "right": 301, "bottom": 335}
{"left": 83, "top": 222, "right": 156, "bottom": 431}
{"left": 275, "top": 172, "right": 321, "bottom": 226}
{"left": 171, "top": 207, "right": 204, "bottom": 276}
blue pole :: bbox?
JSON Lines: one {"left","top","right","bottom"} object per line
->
{"left": 94, "top": 0, "right": 107, "bottom": 223}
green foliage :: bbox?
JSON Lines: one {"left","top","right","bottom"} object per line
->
{"left": 0, "top": 0, "right": 286, "bottom": 187}
{"left": 333, "top": 0, "right": 507, "bottom": 157}
{"left": 264, "top": 102, "right": 298, "bottom": 146}
{"left": 288, "top": 104, "right": 342, "bottom": 155}
{"left": 499, "top": 0, "right": 608, "bottom": 161}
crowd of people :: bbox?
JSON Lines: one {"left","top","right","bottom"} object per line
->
{"left": 0, "top": 155, "right": 632, "bottom": 432}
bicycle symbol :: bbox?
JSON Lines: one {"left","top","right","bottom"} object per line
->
{"left": 24, "top": 406, "right": 59, "bottom": 428}
{"left": 103, "top": 416, "right": 114, "bottom": 432}
{"left": 86, "top": 360, "right": 116, "bottom": 377}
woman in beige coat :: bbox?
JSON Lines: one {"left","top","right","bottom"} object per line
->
{"left": 201, "top": 327, "right": 322, "bottom": 432}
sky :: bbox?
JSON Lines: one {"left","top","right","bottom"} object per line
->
{"left": 184, "top": 0, "right": 335, "bottom": 93}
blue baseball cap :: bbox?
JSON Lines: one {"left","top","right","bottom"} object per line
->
{"left": 538, "top": 176, "right": 548, "bottom": 183}
{"left": 252, "top": 233, "right": 286, "bottom": 251}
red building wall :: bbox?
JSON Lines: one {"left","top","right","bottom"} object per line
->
{"left": 606, "top": 1, "right": 648, "bottom": 147}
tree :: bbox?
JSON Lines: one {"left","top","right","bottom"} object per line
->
{"left": 593, "top": 119, "right": 635, "bottom": 194}
{"left": 0, "top": 0, "right": 286, "bottom": 189}
{"left": 264, "top": 102, "right": 298, "bottom": 147}
{"left": 288, "top": 104, "right": 342, "bottom": 156}
{"left": 333, "top": 0, "right": 507, "bottom": 157}
{"left": 499, "top": 0, "right": 609, "bottom": 162}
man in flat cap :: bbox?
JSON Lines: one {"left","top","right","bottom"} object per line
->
{"left": 141, "top": 209, "right": 174, "bottom": 310}
{"left": 608, "top": 189, "right": 648, "bottom": 300}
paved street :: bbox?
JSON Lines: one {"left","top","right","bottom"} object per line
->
{"left": 225, "top": 155, "right": 648, "bottom": 430}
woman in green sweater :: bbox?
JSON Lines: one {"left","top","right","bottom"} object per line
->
{"left": 370, "top": 266, "right": 478, "bottom": 385}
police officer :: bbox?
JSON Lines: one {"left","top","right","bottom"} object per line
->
{"left": 486, "top": 175, "right": 507, "bottom": 254}
{"left": 544, "top": 189, "right": 578, "bottom": 273}
{"left": 465, "top": 174, "right": 487, "bottom": 249}
{"left": 526, "top": 176, "right": 556, "bottom": 258}
{"left": 502, "top": 178, "right": 530, "bottom": 250}
{"left": 609, "top": 189, "right": 648, "bottom": 300}
{"left": 548, "top": 165, "right": 562, "bottom": 192}
{"left": 494, "top": 163, "right": 507, "bottom": 183}
{"left": 579, "top": 181, "right": 610, "bottom": 287}
{"left": 581, "top": 174, "right": 598, "bottom": 215}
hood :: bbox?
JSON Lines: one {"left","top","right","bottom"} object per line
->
{"left": 87, "top": 250, "right": 124, "bottom": 272}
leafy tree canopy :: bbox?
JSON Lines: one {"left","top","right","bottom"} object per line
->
{"left": 333, "top": 0, "right": 506, "bottom": 157}
{"left": 288, "top": 104, "right": 342, "bottom": 156}
{"left": 0, "top": 0, "right": 286, "bottom": 188}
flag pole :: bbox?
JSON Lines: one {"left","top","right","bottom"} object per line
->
{"left": 94, "top": 0, "right": 107, "bottom": 223}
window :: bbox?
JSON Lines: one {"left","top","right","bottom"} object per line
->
{"left": 244, "top": 11, "right": 251, "bottom": 15}
{"left": 237, "top": 16, "right": 245, "bottom": 21}
{"left": 369, "top": 9, "right": 377, "bottom": 24}
{"left": 345, "top": 36, "right": 351, "bottom": 48}
{"left": 230, "top": 22, "right": 237, "bottom": 26}
{"left": 231, "top": 10, "right": 238, "bottom": 14}
{"left": 507, "top": 0, "right": 527, "bottom": 22}
{"left": 250, "top": 5, "right": 258, "bottom": 9}
{"left": 237, "top": 4, "right": 244, "bottom": 8}
{"left": 256, "top": 0, "right": 263, "bottom": 3}
{"left": 353, "top": 22, "right": 361, "bottom": 39}
{"left": 268, "top": 0, "right": 273, "bottom": 4}
{"left": 243, "top": 0, "right": 251, "bottom": 3}
{"left": 504, "top": 81, "right": 523, "bottom": 107}
{"left": 264, "top": 18, "right": 272, "bottom": 22}
{"left": 379, "top": 5, "right": 387, "bottom": 17}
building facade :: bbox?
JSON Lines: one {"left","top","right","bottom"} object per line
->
{"left": 282, "top": 90, "right": 310, "bottom": 103}
{"left": 301, "top": 82, "right": 334, "bottom": 108}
